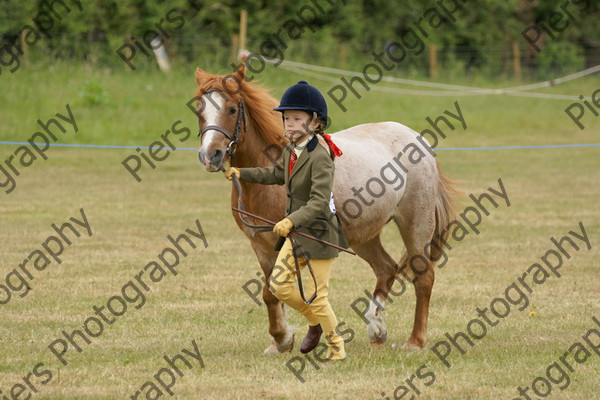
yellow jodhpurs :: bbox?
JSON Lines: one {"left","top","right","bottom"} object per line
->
{"left": 269, "top": 238, "right": 345, "bottom": 360}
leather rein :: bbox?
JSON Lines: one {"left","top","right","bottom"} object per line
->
{"left": 198, "top": 99, "right": 318, "bottom": 304}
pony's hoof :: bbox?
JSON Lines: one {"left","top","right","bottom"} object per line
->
{"left": 263, "top": 343, "right": 280, "bottom": 355}
{"left": 367, "top": 320, "right": 388, "bottom": 345}
{"left": 369, "top": 330, "right": 388, "bottom": 347}
{"left": 263, "top": 334, "right": 295, "bottom": 354}
{"left": 371, "top": 341, "right": 385, "bottom": 349}
{"left": 265, "top": 328, "right": 294, "bottom": 354}
{"left": 276, "top": 332, "right": 294, "bottom": 353}
{"left": 366, "top": 299, "right": 388, "bottom": 345}
{"left": 401, "top": 341, "right": 423, "bottom": 351}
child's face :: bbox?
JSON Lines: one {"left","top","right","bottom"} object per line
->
{"left": 283, "top": 110, "right": 319, "bottom": 144}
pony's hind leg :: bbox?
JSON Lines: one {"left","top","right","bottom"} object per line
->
{"left": 352, "top": 235, "right": 398, "bottom": 347}
{"left": 394, "top": 204, "right": 436, "bottom": 350}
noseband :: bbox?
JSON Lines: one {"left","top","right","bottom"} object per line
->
{"left": 198, "top": 99, "right": 247, "bottom": 165}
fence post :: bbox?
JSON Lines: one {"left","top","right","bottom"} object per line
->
{"left": 21, "top": 29, "right": 29, "bottom": 67}
{"left": 340, "top": 42, "right": 346, "bottom": 68}
{"left": 230, "top": 34, "right": 239, "bottom": 64}
{"left": 429, "top": 43, "right": 438, "bottom": 79}
{"left": 238, "top": 10, "right": 248, "bottom": 60}
{"left": 513, "top": 41, "right": 522, "bottom": 81}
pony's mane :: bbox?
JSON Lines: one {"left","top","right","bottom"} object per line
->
{"left": 195, "top": 69, "right": 283, "bottom": 145}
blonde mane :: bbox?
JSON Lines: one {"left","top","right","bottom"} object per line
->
{"left": 195, "top": 68, "right": 284, "bottom": 146}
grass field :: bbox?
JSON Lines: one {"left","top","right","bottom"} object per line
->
{"left": 0, "top": 62, "right": 599, "bottom": 399}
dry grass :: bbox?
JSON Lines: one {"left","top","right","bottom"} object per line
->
{"left": 0, "top": 64, "right": 599, "bottom": 399}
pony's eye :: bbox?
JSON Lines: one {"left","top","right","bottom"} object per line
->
{"left": 229, "top": 107, "right": 236, "bottom": 115}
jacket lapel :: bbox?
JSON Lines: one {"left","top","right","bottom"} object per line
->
{"left": 289, "top": 149, "right": 308, "bottom": 181}
{"left": 288, "top": 135, "right": 318, "bottom": 184}
{"left": 283, "top": 145, "right": 290, "bottom": 183}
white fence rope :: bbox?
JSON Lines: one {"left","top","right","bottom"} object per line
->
{"left": 263, "top": 58, "right": 599, "bottom": 101}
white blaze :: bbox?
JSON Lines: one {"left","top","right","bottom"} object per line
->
{"left": 200, "top": 93, "right": 225, "bottom": 148}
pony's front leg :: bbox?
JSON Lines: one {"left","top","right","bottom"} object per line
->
{"left": 262, "top": 283, "right": 294, "bottom": 354}
{"left": 249, "top": 243, "right": 294, "bottom": 354}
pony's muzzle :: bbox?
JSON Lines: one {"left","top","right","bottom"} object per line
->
{"left": 198, "top": 148, "right": 224, "bottom": 171}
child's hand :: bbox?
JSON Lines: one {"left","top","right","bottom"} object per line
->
{"left": 224, "top": 167, "right": 240, "bottom": 181}
{"left": 273, "top": 218, "right": 294, "bottom": 236}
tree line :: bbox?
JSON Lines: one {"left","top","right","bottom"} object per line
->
{"left": 0, "top": 0, "right": 598, "bottom": 78}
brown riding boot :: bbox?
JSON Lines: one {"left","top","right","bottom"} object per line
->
{"left": 300, "top": 324, "right": 322, "bottom": 353}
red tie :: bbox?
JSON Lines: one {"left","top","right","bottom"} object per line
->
{"left": 288, "top": 148, "right": 297, "bottom": 175}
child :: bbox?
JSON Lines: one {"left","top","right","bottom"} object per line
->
{"left": 225, "top": 81, "right": 348, "bottom": 360}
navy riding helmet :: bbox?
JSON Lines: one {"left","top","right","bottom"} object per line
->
{"left": 273, "top": 81, "right": 328, "bottom": 122}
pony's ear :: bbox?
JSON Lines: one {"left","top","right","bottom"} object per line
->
{"left": 195, "top": 67, "right": 211, "bottom": 85}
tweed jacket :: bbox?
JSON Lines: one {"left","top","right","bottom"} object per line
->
{"left": 239, "top": 135, "right": 348, "bottom": 258}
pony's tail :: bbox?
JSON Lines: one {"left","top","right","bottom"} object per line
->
{"left": 429, "top": 160, "right": 458, "bottom": 261}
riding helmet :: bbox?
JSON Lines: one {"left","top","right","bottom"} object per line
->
{"left": 274, "top": 81, "right": 328, "bottom": 121}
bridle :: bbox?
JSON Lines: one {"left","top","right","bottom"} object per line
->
{"left": 196, "top": 96, "right": 318, "bottom": 304}
{"left": 198, "top": 98, "right": 247, "bottom": 166}
{"left": 197, "top": 97, "right": 275, "bottom": 235}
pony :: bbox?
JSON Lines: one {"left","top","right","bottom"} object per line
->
{"left": 195, "top": 64, "right": 456, "bottom": 354}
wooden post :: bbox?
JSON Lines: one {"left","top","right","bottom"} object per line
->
{"left": 238, "top": 10, "right": 247, "bottom": 59}
{"left": 339, "top": 42, "right": 346, "bottom": 68}
{"left": 21, "top": 29, "right": 29, "bottom": 67}
{"left": 150, "top": 37, "right": 170, "bottom": 72}
{"left": 429, "top": 43, "right": 438, "bottom": 79}
{"left": 230, "top": 34, "right": 239, "bottom": 64}
{"left": 512, "top": 41, "right": 522, "bottom": 81}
